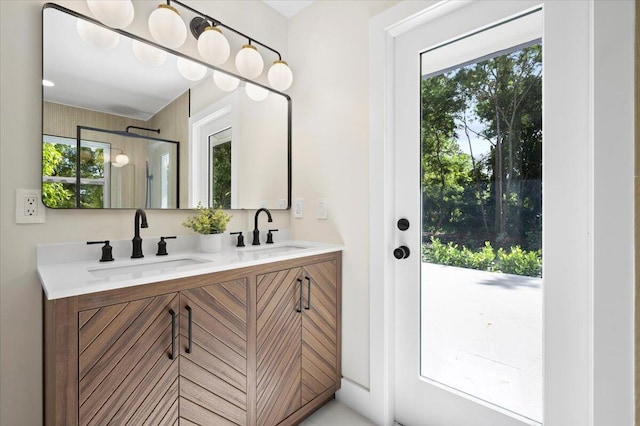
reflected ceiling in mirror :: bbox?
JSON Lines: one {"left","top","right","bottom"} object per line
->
{"left": 42, "top": 3, "right": 290, "bottom": 210}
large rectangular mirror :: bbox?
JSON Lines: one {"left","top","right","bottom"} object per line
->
{"left": 42, "top": 3, "right": 290, "bottom": 210}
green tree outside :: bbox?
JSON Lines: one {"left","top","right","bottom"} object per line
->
{"left": 421, "top": 43, "right": 542, "bottom": 276}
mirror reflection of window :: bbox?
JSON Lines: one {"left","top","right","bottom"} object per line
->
{"left": 42, "top": 135, "right": 109, "bottom": 208}
{"left": 208, "top": 128, "right": 232, "bottom": 209}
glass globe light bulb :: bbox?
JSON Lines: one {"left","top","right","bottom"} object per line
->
{"left": 197, "top": 26, "right": 230, "bottom": 66}
{"left": 86, "top": 0, "right": 134, "bottom": 29}
{"left": 132, "top": 40, "right": 167, "bottom": 66}
{"left": 235, "top": 44, "right": 264, "bottom": 79}
{"left": 115, "top": 153, "right": 130, "bottom": 166}
{"left": 213, "top": 71, "right": 240, "bottom": 92}
{"left": 148, "top": 4, "right": 187, "bottom": 49}
{"left": 76, "top": 18, "right": 120, "bottom": 50}
{"left": 267, "top": 60, "right": 293, "bottom": 91}
{"left": 177, "top": 57, "right": 207, "bottom": 81}
{"left": 245, "top": 82, "right": 269, "bottom": 102}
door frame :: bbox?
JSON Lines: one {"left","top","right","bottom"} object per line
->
{"left": 340, "top": 1, "right": 634, "bottom": 425}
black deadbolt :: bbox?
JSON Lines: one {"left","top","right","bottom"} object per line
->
{"left": 393, "top": 246, "right": 410, "bottom": 259}
{"left": 397, "top": 218, "right": 410, "bottom": 231}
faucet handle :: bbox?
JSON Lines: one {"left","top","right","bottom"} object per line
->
{"left": 87, "top": 240, "right": 114, "bottom": 262}
{"left": 230, "top": 232, "right": 245, "bottom": 247}
{"left": 156, "top": 236, "right": 177, "bottom": 256}
{"left": 266, "top": 229, "right": 279, "bottom": 244}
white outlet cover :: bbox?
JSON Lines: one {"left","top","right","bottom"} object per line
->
{"left": 16, "top": 189, "right": 45, "bottom": 224}
{"left": 277, "top": 199, "right": 287, "bottom": 209}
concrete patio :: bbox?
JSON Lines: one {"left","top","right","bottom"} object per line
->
{"left": 421, "top": 262, "right": 542, "bottom": 423}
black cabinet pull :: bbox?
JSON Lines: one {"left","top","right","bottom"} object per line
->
{"left": 296, "top": 279, "right": 303, "bottom": 313}
{"left": 169, "top": 309, "right": 176, "bottom": 360}
{"left": 305, "top": 277, "right": 311, "bottom": 310}
{"left": 185, "top": 305, "right": 192, "bottom": 354}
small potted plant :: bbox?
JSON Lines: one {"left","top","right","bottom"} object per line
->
{"left": 182, "top": 202, "right": 232, "bottom": 253}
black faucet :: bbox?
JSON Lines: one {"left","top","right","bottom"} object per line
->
{"left": 252, "top": 208, "right": 273, "bottom": 245}
{"left": 131, "top": 208, "right": 149, "bottom": 258}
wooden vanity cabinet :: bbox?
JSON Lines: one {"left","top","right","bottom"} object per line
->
{"left": 256, "top": 259, "right": 339, "bottom": 426}
{"left": 179, "top": 280, "right": 249, "bottom": 425}
{"left": 44, "top": 252, "right": 341, "bottom": 426}
{"left": 78, "top": 293, "right": 180, "bottom": 425}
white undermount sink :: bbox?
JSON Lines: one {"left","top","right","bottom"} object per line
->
{"left": 88, "top": 256, "right": 209, "bottom": 278}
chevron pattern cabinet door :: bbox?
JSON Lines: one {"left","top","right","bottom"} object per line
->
{"left": 256, "top": 267, "right": 303, "bottom": 426}
{"left": 301, "top": 261, "right": 338, "bottom": 404}
{"left": 180, "top": 279, "right": 248, "bottom": 426}
{"left": 78, "top": 292, "right": 179, "bottom": 426}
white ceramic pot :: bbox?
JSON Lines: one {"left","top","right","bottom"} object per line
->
{"left": 199, "top": 233, "right": 222, "bottom": 253}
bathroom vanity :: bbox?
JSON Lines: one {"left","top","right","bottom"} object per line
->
{"left": 40, "top": 240, "right": 342, "bottom": 426}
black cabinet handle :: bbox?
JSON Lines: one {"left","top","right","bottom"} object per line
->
{"left": 169, "top": 309, "right": 176, "bottom": 360}
{"left": 305, "top": 277, "right": 311, "bottom": 310}
{"left": 296, "top": 278, "right": 303, "bottom": 313}
{"left": 185, "top": 305, "right": 192, "bottom": 354}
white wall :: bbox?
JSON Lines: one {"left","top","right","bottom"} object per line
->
{"left": 288, "top": 0, "right": 398, "bottom": 389}
{"left": 0, "top": 1, "right": 289, "bottom": 424}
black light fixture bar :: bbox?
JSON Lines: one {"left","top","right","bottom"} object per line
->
{"left": 167, "top": 0, "right": 283, "bottom": 61}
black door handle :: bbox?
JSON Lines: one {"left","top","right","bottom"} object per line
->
{"left": 394, "top": 246, "right": 410, "bottom": 259}
{"left": 185, "top": 305, "right": 192, "bottom": 354}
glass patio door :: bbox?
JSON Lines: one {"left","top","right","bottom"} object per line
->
{"left": 393, "top": 3, "right": 543, "bottom": 425}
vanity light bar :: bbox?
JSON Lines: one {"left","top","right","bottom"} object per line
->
{"left": 168, "top": 0, "right": 283, "bottom": 61}
{"left": 162, "top": 0, "right": 294, "bottom": 90}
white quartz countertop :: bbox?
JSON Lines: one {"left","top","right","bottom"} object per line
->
{"left": 38, "top": 238, "right": 343, "bottom": 300}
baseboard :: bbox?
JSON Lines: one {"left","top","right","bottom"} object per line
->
{"left": 335, "top": 378, "right": 376, "bottom": 423}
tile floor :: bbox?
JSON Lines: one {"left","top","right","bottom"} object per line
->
{"left": 301, "top": 400, "right": 403, "bottom": 425}
{"left": 300, "top": 400, "right": 376, "bottom": 425}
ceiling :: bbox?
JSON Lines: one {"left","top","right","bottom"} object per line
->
{"left": 262, "top": 0, "right": 315, "bottom": 18}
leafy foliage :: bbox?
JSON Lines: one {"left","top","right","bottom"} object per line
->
{"left": 420, "top": 43, "right": 542, "bottom": 270}
{"left": 42, "top": 141, "right": 105, "bottom": 208}
{"left": 423, "top": 238, "right": 495, "bottom": 271}
{"left": 211, "top": 141, "right": 231, "bottom": 209}
{"left": 182, "top": 202, "right": 232, "bottom": 234}
{"left": 42, "top": 143, "right": 73, "bottom": 207}
{"left": 422, "top": 238, "right": 541, "bottom": 277}
{"left": 495, "top": 246, "right": 542, "bottom": 278}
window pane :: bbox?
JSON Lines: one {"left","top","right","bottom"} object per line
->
{"left": 420, "top": 43, "right": 542, "bottom": 422}
{"left": 209, "top": 128, "right": 232, "bottom": 209}
{"left": 42, "top": 182, "right": 76, "bottom": 208}
{"left": 79, "top": 145, "right": 105, "bottom": 179}
{"left": 43, "top": 135, "right": 109, "bottom": 208}
{"left": 79, "top": 184, "right": 104, "bottom": 208}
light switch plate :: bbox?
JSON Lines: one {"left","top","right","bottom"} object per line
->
{"left": 277, "top": 199, "right": 287, "bottom": 209}
{"left": 317, "top": 198, "right": 328, "bottom": 220}
{"left": 294, "top": 198, "right": 304, "bottom": 218}
{"left": 16, "top": 189, "right": 45, "bottom": 224}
